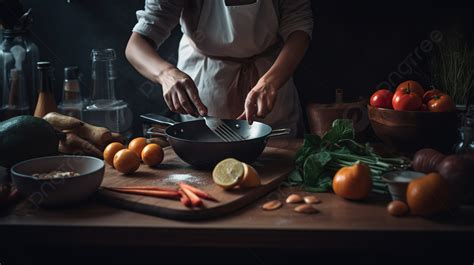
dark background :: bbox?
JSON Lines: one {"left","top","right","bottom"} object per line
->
{"left": 2, "top": 0, "right": 473, "bottom": 133}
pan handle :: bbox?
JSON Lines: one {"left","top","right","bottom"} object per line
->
{"left": 140, "top": 113, "right": 178, "bottom": 126}
{"left": 268, "top": 128, "right": 291, "bottom": 138}
{"left": 146, "top": 127, "right": 167, "bottom": 137}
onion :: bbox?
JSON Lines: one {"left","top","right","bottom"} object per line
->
{"left": 412, "top": 148, "right": 446, "bottom": 173}
{"left": 437, "top": 155, "right": 474, "bottom": 205}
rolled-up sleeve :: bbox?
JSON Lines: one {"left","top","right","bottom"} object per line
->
{"left": 278, "top": 0, "right": 314, "bottom": 41}
{"left": 133, "top": 0, "right": 184, "bottom": 48}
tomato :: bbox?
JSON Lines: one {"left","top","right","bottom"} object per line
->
{"left": 427, "top": 94, "right": 456, "bottom": 112}
{"left": 332, "top": 162, "right": 372, "bottom": 200}
{"left": 420, "top": 104, "right": 429, "bottom": 111}
{"left": 406, "top": 173, "right": 450, "bottom": 216}
{"left": 396, "top": 80, "right": 424, "bottom": 98}
{"left": 370, "top": 89, "right": 394, "bottom": 109}
{"left": 392, "top": 88, "right": 422, "bottom": 111}
{"left": 422, "top": 89, "right": 443, "bottom": 104}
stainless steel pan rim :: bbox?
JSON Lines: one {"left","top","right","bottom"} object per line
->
{"left": 142, "top": 114, "right": 291, "bottom": 143}
{"left": 146, "top": 123, "right": 291, "bottom": 143}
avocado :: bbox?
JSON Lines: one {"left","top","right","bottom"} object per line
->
{"left": 0, "top": 115, "right": 59, "bottom": 168}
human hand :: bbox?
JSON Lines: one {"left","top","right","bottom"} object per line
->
{"left": 159, "top": 68, "right": 207, "bottom": 117}
{"left": 237, "top": 79, "right": 278, "bottom": 124}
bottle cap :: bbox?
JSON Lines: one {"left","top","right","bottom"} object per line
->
{"left": 91, "top": 48, "right": 116, "bottom": 61}
{"left": 37, "top": 61, "right": 51, "bottom": 69}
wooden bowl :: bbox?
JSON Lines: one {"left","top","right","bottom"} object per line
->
{"left": 367, "top": 105, "right": 458, "bottom": 153}
{"left": 306, "top": 100, "right": 368, "bottom": 139}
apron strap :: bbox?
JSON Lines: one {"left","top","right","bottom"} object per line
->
{"left": 182, "top": 0, "right": 204, "bottom": 35}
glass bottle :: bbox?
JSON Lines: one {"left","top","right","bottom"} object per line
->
{"left": 33, "top": 62, "right": 57, "bottom": 118}
{"left": 83, "top": 48, "right": 132, "bottom": 133}
{"left": 0, "top": 68, "right": 29, "bottom": 120}
{"left": 24, "top": 31, "right": 39, "bottom": 110}
{"left": 58, "top": 66, "right": 83, "bottom": 119}
{"left": 455, "top": 105, "right": 474, "bottom": 155}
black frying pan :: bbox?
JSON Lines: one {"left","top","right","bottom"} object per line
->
{"left": 140, "top": 114, "right": 290, "bottom": 168}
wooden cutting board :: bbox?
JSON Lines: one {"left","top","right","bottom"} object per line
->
{"left": 97, "top": 146, "right": 295, "bottom": 220}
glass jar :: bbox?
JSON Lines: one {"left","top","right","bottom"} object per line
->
{"left": 0, "top": 29, "right": 39, "bottom": 116}
{"left": 83, "top": 48, "right": 132, "bottom": 134}
{"left": 58, "top": 66, "right": 83, "bottom": 119}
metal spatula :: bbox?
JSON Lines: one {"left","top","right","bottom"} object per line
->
{"left": 203, "top": 116, "right": 245, "bottom": 142}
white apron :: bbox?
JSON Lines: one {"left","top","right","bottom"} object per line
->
{"left": 177, "top": 0, "right": 303, "bottom": 136}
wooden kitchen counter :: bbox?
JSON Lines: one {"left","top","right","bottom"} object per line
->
{"left": 1, "top": 139, "right": 474, "bottom": 252}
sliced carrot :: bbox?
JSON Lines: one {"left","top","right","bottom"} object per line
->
{"left": 178, "top": 189, "right": 192, "bottom": 207}
{"left": 178, "top": 182, "right": 218, "bottom": 202}
{"left": 106, "top": 185, "right": 177, "bottom": 193}
{"left": 103, "top": 187, "right": 180, "bottom": 199}
{"left": 180, "top": 186, "right": 202, "bottom": 207}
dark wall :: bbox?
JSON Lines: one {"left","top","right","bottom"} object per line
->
{"left": 9, "top": 0, "right": 474, "bottom": 133}
{"left": 299, "top": 1, "right": 473, "bottom": 105}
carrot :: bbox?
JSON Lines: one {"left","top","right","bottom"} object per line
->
{"left": 178, "top": 190, "right": 192, "bottom": 207}
{"left": 180, "top": 186, "right": 203, "bottom": 207}
{"left": 107, "top": 185, "right": 177, "bottom": 193}
{"left": 103, "top": 187, "right": 180, "bottom": 199}
{"left": 179, "top": 182, "right": 218, "bottom": 202}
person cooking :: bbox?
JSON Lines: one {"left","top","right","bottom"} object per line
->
{"left": 126, "top": 0, "right": 313, "bottom": 137}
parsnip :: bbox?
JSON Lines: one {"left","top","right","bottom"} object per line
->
{"left": 72, "top": 123, "right": 112, "bottom": 150}
{"left": 110, "top": 132, "right": 126, "bottom": 144}
{"left": 43, "top": 112, "right": 83, "bottom": 130}
{"left": 60, "top": 133, "right": 103, "bottom": 158}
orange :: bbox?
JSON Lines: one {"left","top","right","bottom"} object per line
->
{"left": 128, "top": 137, "right": 147, "bottom": 158}
{"left": 240, "top": 163, "right": 261, "bottom": 188}
{"left": 103, "top": 142, "right": 125, "bottom": 167}
{"left": 141, "top": 143, "right": 164, "bottom": 166}
{"left": 332, "top": 162, "right": 372, "bottom": 200}
{"left": 406, "top": 173, "right": 450, "bottom": 216}
{"left": 113, "top": 149, "right": 140, "bottom": 174}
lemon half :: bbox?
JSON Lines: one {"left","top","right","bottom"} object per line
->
{"left": 212, "top": 158, "right": 244, "bottom": 190}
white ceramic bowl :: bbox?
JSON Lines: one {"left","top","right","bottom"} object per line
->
{"left": 10, "top": 156, "right": 104, "bottom": 207}
{"left": 382, "top": 170, "right": 425, "bottom": 202}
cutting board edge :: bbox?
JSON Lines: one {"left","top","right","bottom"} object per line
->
{"left": 96, "top": 168, "right": 292, "bottom": 221}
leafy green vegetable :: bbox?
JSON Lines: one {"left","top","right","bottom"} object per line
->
{"left": 303, "top": 152, "right": 331, "bottom": 187}
{"left": 287, "top": 170, "right": 303, "bottom": 183}
{"left": 295, "top": 134, "right": 321, "bottom": 170}
{"left": 322, "top": 119, "right": 354, "bottom": 144}
{"left": 289, "top": 119, "right": 410, "bottom": 194}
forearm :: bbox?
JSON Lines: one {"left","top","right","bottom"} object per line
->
{"left": 125, "top": 32, "right": 175, "bottom": 84}
{"left": 261, "top": 31, "right": 310, "bottom": 89}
